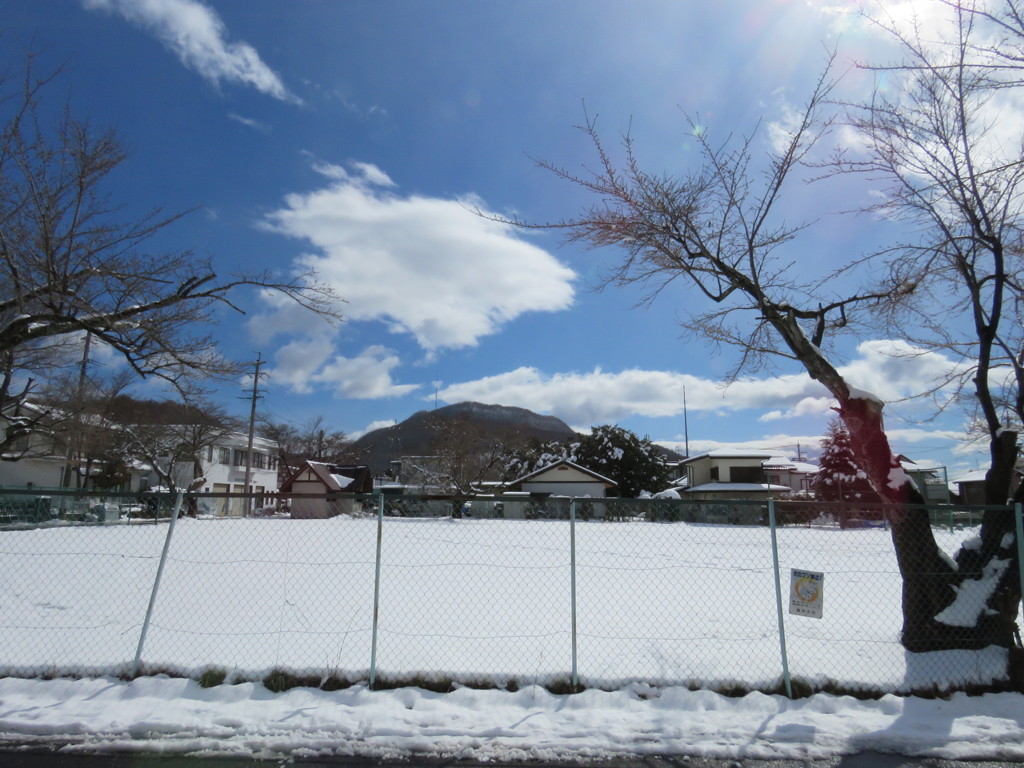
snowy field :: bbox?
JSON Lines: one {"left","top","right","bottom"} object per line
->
{"left": 0, "top": 515, "right": 1015, "bottom": 694}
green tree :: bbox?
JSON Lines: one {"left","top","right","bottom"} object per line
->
{"left": 812, "top": 417, "right": 880, "bottom": 504}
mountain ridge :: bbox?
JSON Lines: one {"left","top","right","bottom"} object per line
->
{"left": 350, "top": 401, "right": 577, "bottom": 473}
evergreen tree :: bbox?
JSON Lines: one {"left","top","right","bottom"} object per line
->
{"left": 812, "top": 417, "right": 880, "bottom": 503}
{"left": 502, "top": 424, "right": 670, "bottom": 498}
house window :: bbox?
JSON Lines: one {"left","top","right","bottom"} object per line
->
{"left": 218, "top": 447, "right": 231, "bottom": 465}
{"left": 233, "top": 449, "right": 247, "bottom": 467}
{"left": 730, "top": 466, "right": 764, "bottom": 484}
{"left": 710, "top": 466, "right": 719, "bottom": 482}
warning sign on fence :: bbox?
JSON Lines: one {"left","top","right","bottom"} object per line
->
{"left": 789, "top": 569, "right": 824, "bottom": 618}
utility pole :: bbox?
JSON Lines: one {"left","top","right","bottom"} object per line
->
{"left": 242, "top": 354, "right": 264, "bottom": 516}
{"left": 683, "top": 386, "right": 690, "bottom": 458}
{"left": 61, "top": 332, "right": 92, "bottom": 494}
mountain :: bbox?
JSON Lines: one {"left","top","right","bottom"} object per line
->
{"left": 350, "top": 402, "right": 577, "bottom": 474}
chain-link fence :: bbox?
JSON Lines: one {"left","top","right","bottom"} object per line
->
{"left": 0, "top": 489, "right": 1020, "bottom": 697}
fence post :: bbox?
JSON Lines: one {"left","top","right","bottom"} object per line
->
{"left": 1016, "top": 504, "right": 1024, "bottom": 634}
{"left": 131, "top": 491, "right": 184, "bottom": 679}
{"left": 569, "top": 498, "right": 579, "bottom": 691}
{"left": 369, "top": 492, "right": 385, "bottom": 688}
{"left": 768, "top": 498, "right": 794, "bottom": 699}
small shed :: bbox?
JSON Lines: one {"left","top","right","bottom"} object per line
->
{"left": 281, "top": 461, "right": 372, "bottom": 518}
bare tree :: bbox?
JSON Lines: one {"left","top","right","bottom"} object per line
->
{"left": 259, "top": 414, "right": 358, "bottom": 487}
{"left": 845, "top": 1, "right": 1024, "bottom": 498}
{"left": 522, "top": 54, "right": 1016, "bottom": 653}
{"left": 122, "top": 399, "right": 240, "bottom": 496}
{"left": 0, "top": 57, "right": 343, "bottom": 452}
{"left": 833, "top": 0, "right": 1024, "bottom": 658}
{"left": 258, "top": 418, "right": 302, "bottom": 485}
{"left": 38, "top": 362, "right": 136, "bottom": 489}
{"left": 425, "top": 413, "right": 520, "bottom": 497}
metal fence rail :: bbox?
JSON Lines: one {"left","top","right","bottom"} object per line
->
{"left": 0, "top": 489, "right": 1020, "bottom": 697}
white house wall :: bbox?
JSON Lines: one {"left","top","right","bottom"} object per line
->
{"left": 0, "top": 456, "right": 64, "bottom": 490}
{"left": 528, "top": 465, "right": 601, "bottom": 484}
{"left": 521, "top": 481, "right": 607, "bottom": 497}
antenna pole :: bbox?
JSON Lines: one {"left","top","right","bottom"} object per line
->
{"left": 683, "top": 386, "right": 690, "bottom": 458}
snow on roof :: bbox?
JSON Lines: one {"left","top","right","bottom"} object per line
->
{"left": 685, "top": 482, "right": 792, "bottom": 493}
{"left": 509, "top": 459, "right": 617, "bottom": 487}
{"left": 951, "top": 469, "right": 987, "bottom": 484}
{"left": 762, "top": 457, "right": 819, "bottom": 473}
{"left": 682, "top": 449, "right": 774, "bottom": 463}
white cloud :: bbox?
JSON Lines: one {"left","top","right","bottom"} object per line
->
{"left": 311, "top": 345, "right": 419, "bottom": 399}
{"left": 837, "top": 339, "right": 965, "bottom": 402}
{"left": 759, "top": 397, "right": 835, "bottom": 422}
{"left": 657, "top": 434, "right": 825, "bottom": 461}
{"left": 349, "top": 419, "right": 397, "bottom": 441}
{"left": 435, "top": 340, "right": 963, "bottom": 427}
{"left": 82, "top": 0, "right": 296, "bottom": 102}
{"left": 839, "top": 0, "right": 1024, "bottom": 172}
{"left": 766, "top": 98, "right": 803, "bottom": 155}
{"left": 266, "top": 340, "right": 417, "bottom": 400}
{"left": 228, "top": 113, "right": 270, "bottom": 132}
{"left": 258, "top": 160, "right": 576, "bottom": 352}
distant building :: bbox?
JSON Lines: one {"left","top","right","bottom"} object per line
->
{"left": 280, "top": 461, "right": 373, "bottom": 518}
{"left": 505, "top": 459, "right": 618, "bottom": 498}
{"left": 679, "top": 450, "right": 791, "bottom": 501}
{"left": 0, "top": 405, "right": 65, "bottom": 489}
{"left": 897, "top": 456, "right": 951, "bottom": 505}
{"left": 763, "top": 456, "right": 819, "bottom": 496}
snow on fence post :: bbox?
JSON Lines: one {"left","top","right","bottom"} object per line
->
{"left": 569, "top": 498, "right": 579, "bottom": 691}
{"left": 369, "top": 492, "right": 385, "bottom": 688}
{"left": 767, "top": 498, "right": 794, "bottom": 699}
{"left": 131, "top": 491, "right": 184, "bottom": 679}
{"left": 1016, "top": 503, "right": 1024, "bottom": 633}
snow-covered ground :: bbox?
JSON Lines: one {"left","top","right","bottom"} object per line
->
{"left": 0, "top": 516, "right": 1014, "bottom": 693}
{"left": 1, "top": 515, "right": 1023, "bottom": 762}
{"left": 1, "top": 676, "right": 1023, "bottom": 762}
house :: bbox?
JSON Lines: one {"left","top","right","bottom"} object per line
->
{"left": 952, "top": 469, "right": 987, "bottom": 505}
{"left": 131, "top": 433, "right": 281, "bottom": 516}
{"left": 488, "top": 459, "right": 618, "bottom": 519}
{"left": 678, "top": 450, "right": 791, "bottom": 501}
{"left": 505, "top": 459, "right": 617, "bottom": 498}
{"left": 388, "top": 456, "right": 446, "bottom": 494}
{"left": 0, "top": 405, "right": 67, "bottom": 489}
{"left": 280, "top": 461, "right": 373, "bottom": 518}
{"left": 950, "top": 466, "right": 1024, "bottom": 505}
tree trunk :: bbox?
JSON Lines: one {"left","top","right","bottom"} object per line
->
{"left": 840, "top": 397, "right": 1020, "bottom": 654}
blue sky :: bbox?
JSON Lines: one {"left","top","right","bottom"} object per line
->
{"left": 4, "top": 0, "right": 988, "bottom": 476}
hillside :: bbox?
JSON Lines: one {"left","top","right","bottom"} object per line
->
{"left": 350, "top": 402, "right": 577, "bottom": 474}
